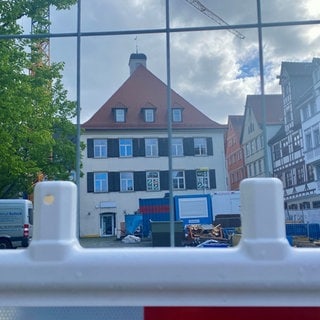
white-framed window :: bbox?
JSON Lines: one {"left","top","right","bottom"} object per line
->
{"left": 284, "top": 83, "right": 291, "bottom": 98}
{"left": 196, "top": 169, "right": 209, "bottom": 190}
{"left": 246, "top": 143, "right": 250, "bottom": 157}
{"left": 296, "top": 166, "right": 305, "bottom": 185}
{"left": 285, "top": 109, "right": 292, "bottom": 124}
{"left": 281, "top": 138, "right": 289, "bottom": 156}
{"left": 258, "top": 159, "right": 263, "bottom": 174}
{"left": 313, "top": 127, "right": 320, "bottom": 147}
{"left": 285, "top": 170, "right": 293, "bottom": 187}
{"left": 260, "top": 135, "right": 264, "bottom": 148}
{"left": 94, "top": 172, "right": 108, "bottom": 193}
{"left": 251, "top": 139, "right": 256, "bottom": 154}
{"left": 172, "top": 108, "right": 182, "bottom": 122}
{"left": 144, "top": 108, "right": 155, "bottom": 122}
{"left": 302, "top": 105, "right": 310, "bottom": 121}
{"left": 94, "top": 139, "right": 107, "bottom": 158}
{"left": 172, "top": 170, "right": 185, "bottom": 190}
{"left": 307, "top": 164, "right": 315, "bottom": 181}
{"left": 119, "top": 138, "right": 132, "bottom": 157}
{"left": 248, "top": 122, "right": 254, "bottom": 134}
{"left": 145, "top": 138, "right": 158, "bottom": 157}
{"left": 292, "top": 132, "right": 301, "bottom": 151}
{"left": 305, "top": 131, "right": 312, "bottom": 151}
{"left": 120, "top": 172, "right": 134, "bottom": 192}
{"left": 254, "top": 161, "right": 258, "bottom": 176}
{"left": 114, "top": 108, "right": 126, "bottom": 122}
{"left": 172, "top": 138, "right": 183, "bottom": 156}
{"left": 146, "top": 171, "right": 160, "bottom": 191}
{"left": 194, "top": 138, "right": 207, "bottom": 156}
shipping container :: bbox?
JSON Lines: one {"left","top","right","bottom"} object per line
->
{"left": 211, "top": 191, "right": 240, "bottom": 218}
{"left": 286, "top": 223, "right": 320, "bottom": 240}
{"left": 174, "top": 194, "right": 213, "bottom": 226}
{"left": 139, "top": 198, "right": 170, "bottom": 237}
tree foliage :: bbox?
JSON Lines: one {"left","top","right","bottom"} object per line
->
{"left": 0, "top": 0, "right": 78, "bottom": 198}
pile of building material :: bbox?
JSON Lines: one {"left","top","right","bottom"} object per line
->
{"left": 185, "top": 224, "right": 231, "bottom": 246}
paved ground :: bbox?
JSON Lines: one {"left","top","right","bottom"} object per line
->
{"left": 79, "top": 236, "right": 152, "bottom": 248}
{"left": 78, "top": 235, "right": 320, "bottom": 248}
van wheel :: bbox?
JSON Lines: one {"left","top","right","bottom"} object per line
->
{"left": 0, "top": 239, "right": 12, "bottom": 249}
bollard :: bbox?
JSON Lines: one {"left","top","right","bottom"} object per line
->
{"left": 239, "top": 178, "right": 289, "bottom": 259}
{"left": 29, "top": 181, "right": 78, "bottom": 260}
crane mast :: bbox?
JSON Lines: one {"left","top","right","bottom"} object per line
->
{"left": 30, "top": 5, "right": 51, "bottom": 185}
{"left": 30, "top": 5, "right": 50, "bottom": 70}
{"left": 185, "top": 0, "right": 245, "bottom": 39}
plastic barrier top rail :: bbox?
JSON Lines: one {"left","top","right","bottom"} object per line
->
{"left": 0, "top": 178, "right": 319, "bottom": 307}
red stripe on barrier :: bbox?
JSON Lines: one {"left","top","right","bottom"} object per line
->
{"left": 144, "top": 307, "right": 320, "bottom": 320}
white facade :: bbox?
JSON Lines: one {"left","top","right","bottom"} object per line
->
{"left": 298, "top": 59, "right": 320, "bottom": 207}
{"left": 241, "top": 95, "right": 283, "bottom": 178}
{"left": 80, "top": 128, "right": 227, "bottom": 237}
{"left": 270, "top": 59, "right": 320, "bottom": 210}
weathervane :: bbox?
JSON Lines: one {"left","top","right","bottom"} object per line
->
{"left": 134, "top": 36, "right": 139, "bottom": 53}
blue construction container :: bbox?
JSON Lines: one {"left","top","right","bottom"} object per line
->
{"left": 139, "top": 198, "right": 170, "bottom": 237}
{"left": 174, "top": 194, "right": 213, "bottom": 227}
{"left": 286, "top": 224, "right": 307, "bottom": 237}
{"left": 307, "top": 223, "right": 320, "bottom": 240}
{"left": 285, "top": 223, "right": 320, "bottom": 240}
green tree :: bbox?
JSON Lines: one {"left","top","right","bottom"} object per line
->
{"left": 0, "top": 0, "right": 78, "bottom": 198}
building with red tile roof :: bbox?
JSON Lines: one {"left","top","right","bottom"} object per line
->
{"left": 80, "top": 53, "right": 227, "bottom": 238}
{"left": 240, "top": 94, "right": 283, "bottom": 178}
{"left": 225, "top": 115, "right": 246, "bottom": 190}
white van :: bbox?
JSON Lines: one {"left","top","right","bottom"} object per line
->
{"left": 0, "top": 199, "right": 33, "bottom": 249}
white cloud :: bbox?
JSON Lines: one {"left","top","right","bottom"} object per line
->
{"left": 48, "top": 0, "right": 320, "bottom": 124}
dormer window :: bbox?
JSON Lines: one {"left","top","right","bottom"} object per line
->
{"left": 113, "top": 108, "right": 127, "bottom": 122}
{"left": 142, "top": 108, "right": 156, "bottom": 122}
{"left": 172, "top": 108, "right": 183, "bottom": 122}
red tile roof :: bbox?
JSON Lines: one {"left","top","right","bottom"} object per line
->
{"left": 228, "top": 115, "right": 244, "bottom": 137}
{"left": 245, "top": 94, "right": 283, "bottom": 125}
{"left": 82, "top": 65, "right": 225, "bottom": 130}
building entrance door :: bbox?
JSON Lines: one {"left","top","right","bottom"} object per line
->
{"left": 100, "top": 213, "right": 115, "bottom": 237}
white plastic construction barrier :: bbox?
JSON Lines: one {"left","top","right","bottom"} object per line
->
{"left": 0, "top": 178, "right": 319, "bottom": 320}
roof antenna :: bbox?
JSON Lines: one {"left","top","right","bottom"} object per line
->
{"left": 134, "top": 36, "right": 138, "bottom": 53}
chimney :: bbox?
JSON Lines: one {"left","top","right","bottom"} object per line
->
{"left": 129, "top": 53, "right": 147, "bottom": 75}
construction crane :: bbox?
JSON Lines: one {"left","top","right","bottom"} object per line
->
{"left": 185, "top": 0, "right": 245, "bottom": 39}
{"left": 30, "top": 5, "right": 50, "bottom": 72}
{"left": 30, "top": 5, "right": 51, "bottom": 189}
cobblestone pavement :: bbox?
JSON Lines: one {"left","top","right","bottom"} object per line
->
{"left": 79, "top": 236, "right": 152, "bottom": 248}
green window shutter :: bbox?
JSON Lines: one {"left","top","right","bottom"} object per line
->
{"left": 108, "top": 172, "right": 120, "bottom": 192}
{"left": 209, "top": 169, "right": 216, "bottom": 189}
{"left": 87, "top": 172, "right": 94, "bottom": 193}
{"left": 158, "top": 138, "right": 168, "bottom": 156}
{"left": 108, "top": 139, "right": 119, "bottom": 157}
{"left": 185, "top": 170, "right": 196, "bottom": 190}
{"left": 134, "top": 171, "right": 146, "bottom": 191}
{"left": 183, "top": 138, "right": 194, "bottom": 156}
{"left": 207, "top": 137, "right": 213, "bottom": 155}
{"left": 87, "top": 139, "right": 94, "bottom": 158}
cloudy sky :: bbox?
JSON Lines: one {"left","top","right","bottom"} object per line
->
{"left": 28, "top": 0, "right": 320, "bottom": 125}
